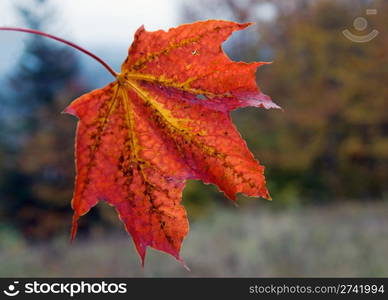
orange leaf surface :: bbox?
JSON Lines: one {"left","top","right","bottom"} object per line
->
{"left": 64, "top": 20, "right": 280, "bottom": 266}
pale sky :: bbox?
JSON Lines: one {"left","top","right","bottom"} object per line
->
{"left": 62, "top": 0, "right": 181, "bottom": 44}
{"left": 0, "top": 0, "right": 180, "bottom": 43}
{"left": 0, "top": 0, "right": 181, "bottom": 74}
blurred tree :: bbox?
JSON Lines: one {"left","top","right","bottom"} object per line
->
{"left": 8, "top": 0, "right": 79, "bottom": 137}
{"left": 182, "top": 0, "right": 388, "bottom": 203}
{"left": 0, "top": 0, "right": 92, "bottom": 240}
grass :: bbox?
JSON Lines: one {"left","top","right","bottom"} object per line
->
{"left": 1, "top": 201, "right": 388, "bottom": 277}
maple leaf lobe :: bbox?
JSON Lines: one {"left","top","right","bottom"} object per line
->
{"left": 65, "top": 20, "right": 279, "bottom": 265}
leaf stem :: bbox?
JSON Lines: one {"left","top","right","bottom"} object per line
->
{"left": 0, "top": 27, "right": 118, "bottom": 78}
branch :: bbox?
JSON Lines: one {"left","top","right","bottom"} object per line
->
{"left": 0, "top": 27, "right": 118, "bottom": 78}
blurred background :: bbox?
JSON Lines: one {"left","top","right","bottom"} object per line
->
{"left": 0, "top": 0, "right": 387, "bottom": 276}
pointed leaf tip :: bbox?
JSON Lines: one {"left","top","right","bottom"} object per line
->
{"left": 70, "top": 213, "right": 79, "bottom": 242}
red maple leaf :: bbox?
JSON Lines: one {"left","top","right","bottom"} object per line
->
{"left": 1, "top": 20, "right": 280, "bottom": 266}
